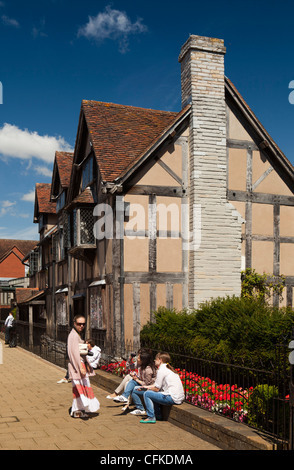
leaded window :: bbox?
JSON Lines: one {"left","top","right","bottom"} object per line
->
{"left": 73, "top": 208, "right": 95, "bottom": 247}
{"left": 82, "top": 156, "right": 94, "bottom": 191}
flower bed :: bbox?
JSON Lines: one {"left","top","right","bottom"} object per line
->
{"left": 101, "top": 360, "right": 129, "bottom": 376}
{"left": 101, "top": 360, "right": 252, "bottom": 423}
{"left": 176, "top": 369, "right": 253, "bottom": 423}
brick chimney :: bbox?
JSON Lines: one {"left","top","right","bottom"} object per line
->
{"left": 179, "top": 35, "right": 242, "bottom": 308}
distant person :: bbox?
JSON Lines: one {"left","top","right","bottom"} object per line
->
{"left": 4, "top": 312, "right": 14, "bottom": 345}
{"left": 86, "top": 339, "right": 101, "bottom": 369}
{"left": 67, "top": 315, "right": 100, "bottom": 418}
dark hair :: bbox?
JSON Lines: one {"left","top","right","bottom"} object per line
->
{"left": 86, "top": 338, "right": 95, "bottom": 347}
{"left": 138, "top": 347, "right": 152, "bottom": 356}
{"left": 138, "top": 349, "right": 155, "bottom": 371}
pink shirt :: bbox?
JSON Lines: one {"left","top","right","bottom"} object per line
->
{"left": 67, "top": 328, "right": 95, "bottom": 380}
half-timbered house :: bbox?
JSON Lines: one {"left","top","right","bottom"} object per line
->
{"left": 26, "top": 34, "right": 294, "bottom": 357}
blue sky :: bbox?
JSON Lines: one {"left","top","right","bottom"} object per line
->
{"left": 0, "top": 0, "right": 294, "bottom": 240}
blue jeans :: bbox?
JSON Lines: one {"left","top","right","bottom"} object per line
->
{"left": 131, "top": 387, "right": 146, "bottom": 411}
{"left": 122, "top": 379, "right": 139, "bottom": 399}
{"left": 142, "top": 390, "right": 175, "bottom": 419}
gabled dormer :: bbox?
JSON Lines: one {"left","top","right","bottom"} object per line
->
{"left": 48, "top": 152, "right": 74, "bottom": 263}
{"left": 34, "top": 183, "right": 57, "bottom": 238}
{"left": 61, "top": 110, "right": 98, "bottom": 263}
{"left": 31, "top": 183, "right": 57, "bottom": 275}
{"left": 50, "top": 151, "right": 74, "bottom": 214}
{"left": 66, "top": 109, "right": 99, "bottom": 209}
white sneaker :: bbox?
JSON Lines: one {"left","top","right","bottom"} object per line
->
{"left": 57, "top": 378, "right": 69, "bottom": 383}
{"left": 106, "top": 395, "right": 115, "bottom": 399}
{"left": 113, "top": 395, "right": 128, "bottom": 403}
{"left": 130, "top": 409, "right": 146, "bottom": 415}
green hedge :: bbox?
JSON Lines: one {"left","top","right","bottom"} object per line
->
{"left": 140, "top": 296, "right": 294, "bottom": 368}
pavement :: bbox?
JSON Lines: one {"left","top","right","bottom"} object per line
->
{"left": 0, "top": 338, "right": 221, "bottom": 451}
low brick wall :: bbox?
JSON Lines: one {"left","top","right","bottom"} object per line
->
{"left": 91, "top": 369, "right": 275, "bottom": 451}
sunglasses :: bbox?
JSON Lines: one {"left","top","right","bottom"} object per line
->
{"left": 76, "top": 322, "right": 86, "bottom": 326}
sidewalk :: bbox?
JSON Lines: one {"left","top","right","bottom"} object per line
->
{"left": 0, "top": 339, "right": 220, "bottom": 451}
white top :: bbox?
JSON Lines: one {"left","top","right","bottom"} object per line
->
{"left": 5, "top": 314, "right": 14, "bottom": 328}
{"left": 154, "top": 363, "right": 185, "bottom": 404}
{"left": 87, "top": 345, "right": 101, "bottom": 368}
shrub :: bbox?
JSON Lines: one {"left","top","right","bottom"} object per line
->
{"left": 140, "top": 296, "right": 294, "bottom": 368}
{"left": 140, "top": 306, "right": 195, "bottom": 352}
{"left": 241, "top": 268, "right": 285, "bottom": 302}
{"left": 247, "top": 384, "right": 278, "bottom": 431}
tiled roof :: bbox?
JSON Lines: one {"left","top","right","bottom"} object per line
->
{"left": 65, "top": 188, "right": 95, "bottom": 210}
{"left": 15, "top": 288, "right": 41, "bottom": 304}
{"left": 65, "top": 187, "right": 95, "bottom": 211}
{"left": 36, "top": 183, "right": 56, "bottom": 214}
{"left": 55, "top": 151, "right": 74, "bottom": 188}
{"left": 72, "top": 187, "right": 95, "bottom": 205}
{"left": 0, "top": 240, "right": 37, "bottom": 262}
{"left": 21, "top": 289, "right": 45, "bottom": 303}
{"left": 82, "top": 100, "right": 184, "bottom": 181}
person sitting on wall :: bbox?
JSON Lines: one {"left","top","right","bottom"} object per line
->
{"left": 106, "top": 351, "right": 137, "bottom": 400}
{"left": 113, "top": 349, "right": 156, "bottom": 413}
{"left": 135, "top": 351, "right": 185, "bottom": 424}
{"left": 86, "top": 339, "right": 101, "bottom": 369}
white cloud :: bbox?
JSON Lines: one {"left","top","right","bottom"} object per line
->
{"left": 0, "top": 200, "right": 16, "bottom": 216}
{"left": 21, "top": 190, "right": 35, "bottom": 202}
{"left": 34, "top": 165, "right": 52, "bottom": 178}
{"left": 2, "top": 14, "right": 19, "bottom": 27}
{"left": 78, "top": 5, "right": 147, "bottom": 53}
{"left": 2, "top": 200, "right": 15, "bottom": 208}
{"left": 0, "top": 123, "right": 73, "bottom": 164}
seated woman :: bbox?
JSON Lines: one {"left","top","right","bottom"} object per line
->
{"left": 106, "top": 352, "right": 137, "bottom": 399}
{"left": 133, "top": 351, "right": 184, "bottom": 423}
{"left": 113, "top": 349, "right": 156, "bottom": 412}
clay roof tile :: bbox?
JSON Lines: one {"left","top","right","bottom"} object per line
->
{"left": 0, "top": 239, "right": 37, "bottom": 262}
{"left": 36, "top": 183, "right": 56, "bottom": 214}
{"left": 55, "top": 151, "right": 74, "bottom": 188}
{"left": 82, "top": 101, "right": 182, "bottom": 181}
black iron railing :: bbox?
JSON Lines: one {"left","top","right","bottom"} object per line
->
{"left": 138, "top": 342, "right": 291, "bottom": 449}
